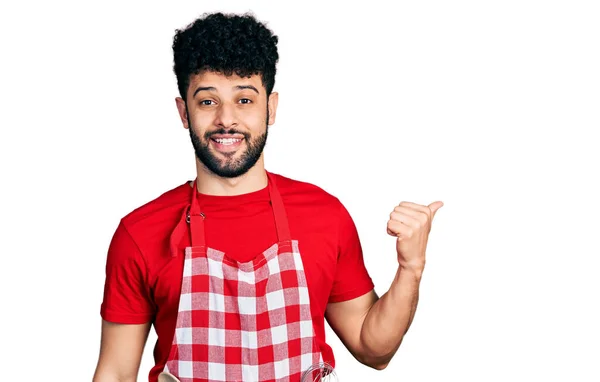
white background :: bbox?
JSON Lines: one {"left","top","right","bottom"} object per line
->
{"left": 1, "top": 0, "right": 599, "bottom": 381}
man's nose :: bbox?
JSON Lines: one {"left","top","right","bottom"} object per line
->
{"left": 214, "top": 102, "right": 238, "bottom": 128}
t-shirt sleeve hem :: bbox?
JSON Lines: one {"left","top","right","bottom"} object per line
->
{"left": 327, "top": 279, "right": 375, "bottom": 304}
{"left": 100, "top": 305, "right": 153, "bottom": 324}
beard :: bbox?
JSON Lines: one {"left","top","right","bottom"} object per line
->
{"left": 188, "top": 110, "right": 269, "bottom": 178}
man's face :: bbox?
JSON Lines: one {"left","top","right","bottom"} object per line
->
{"left": 176, "top": 71, "right": 278, "bottom": 178}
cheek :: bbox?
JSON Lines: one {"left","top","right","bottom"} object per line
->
{"left": 242, "top": 110, "right": 268, "bottom": 128}
{"left": 189, "top": 124, "right": 210, "bottom": 140}
{"left": 189, "top": 114, "right": 211, "bottom": 132}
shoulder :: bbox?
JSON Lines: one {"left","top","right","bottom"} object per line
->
{"left": 270, "top": 172, "right": 346, "bottom": 222}
{"left": 272, "top": 172, "right": 342, "bottom": 207}
{"left": 120, "top": 181, "right": 192, "bottom": 241}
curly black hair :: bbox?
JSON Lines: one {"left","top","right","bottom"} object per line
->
{"left": 173, "top": 12, "right": 279, "bottom": 102}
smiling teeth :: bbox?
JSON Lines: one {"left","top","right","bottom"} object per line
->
{"left": 215, "top": 138, "right": 241, "bottom": 145}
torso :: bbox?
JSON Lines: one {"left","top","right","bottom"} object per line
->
{"left": 121, "top": 173, "right": 348, "bottom": 380}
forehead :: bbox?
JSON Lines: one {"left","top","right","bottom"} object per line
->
{"left": 188, "top": 71, "right": 264, "bottom": 92}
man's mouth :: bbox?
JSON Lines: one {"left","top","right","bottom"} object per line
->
{"left": 210, "top": 134, "right": 245, "bottom": 152}
{"left": 212, "top": 137, "right": 242, "bottom": 145}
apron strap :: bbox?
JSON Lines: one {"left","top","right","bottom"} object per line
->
{"left": 266, "top": 172, "right": 292, "bottom": 243}
{"left": 188, "top": 180, "right": 206, "bottom": 248}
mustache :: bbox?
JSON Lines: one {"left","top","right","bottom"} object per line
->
{"left": 204, "top": 128, "right": 250, "bottom": 140}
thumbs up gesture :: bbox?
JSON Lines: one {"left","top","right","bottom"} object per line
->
{"left": 387, "top": 201, "right": 444, "bottom": 272}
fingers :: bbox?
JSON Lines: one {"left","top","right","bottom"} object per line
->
{"left": 387, "top": 207, "right": 422, "bottom": 238}
{"left": 390, "top": 210, "right": 421, "bottom": 229}
{"left": 398, "top": 201, "right": 444, "bottom": 220}
{"left": 393, "top": 205, "right": 429, "bottom": 228}
{"left": 388, "top": 201, "right": 443, "bottom": 238}
{"left": 398, "top": 201, "right": 431, "bottom": 218}
{"left": 387, "top": 220, "right": 414, "bottom": 239}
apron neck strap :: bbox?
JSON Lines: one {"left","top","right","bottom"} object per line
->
{"left": 266, "top": 172, "right": 291, "bottom": 243}
{"left": 187, "top": 171, "right": 291, "bottom": 248}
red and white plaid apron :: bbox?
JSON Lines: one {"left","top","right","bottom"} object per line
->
{"left": 163, "top": 172, "right": 322, "bottom": 381}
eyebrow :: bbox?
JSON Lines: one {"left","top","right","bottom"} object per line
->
{"left": 192, "top": 85, "right": 260, "bottom": 98}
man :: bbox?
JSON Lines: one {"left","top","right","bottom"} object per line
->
{"left": 93, "top": 11, "right": 442, "bottom": 382}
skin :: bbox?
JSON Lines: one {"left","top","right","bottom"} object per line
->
{"left": 327, "top": 200, "right": 443, "bottom": 369}
{"left": 93, "top": 321, "right": 151, "bottom": 382}
{"left": 179, "top": 70, "right": 279, "bottom": 196}
{"left": 93, "top": 70, "right": 443, "bottom": 381}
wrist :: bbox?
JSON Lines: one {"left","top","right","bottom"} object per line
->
{"left": 397, "top": 264, "right": 424, "bottom": 281}
{"left": 388, "top": 264, "right": 423, "bottom": 304}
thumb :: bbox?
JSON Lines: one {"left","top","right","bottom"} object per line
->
{"left": 428, "top": 201, "right": 444, "bottom": 218}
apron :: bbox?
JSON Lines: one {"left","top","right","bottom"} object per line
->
{"left": 162, "top": 172, "right": 322, "bottom": 382}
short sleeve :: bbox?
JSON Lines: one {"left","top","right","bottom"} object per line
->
{"left": 328, "top": 203, "right": 375, "bottom": 303}
{"left": 100, "top": 221, "right": 155, "bottom": 324}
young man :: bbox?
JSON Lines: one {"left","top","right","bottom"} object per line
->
{"left": 93, "top": 12, "right": 442, "bottom": 382}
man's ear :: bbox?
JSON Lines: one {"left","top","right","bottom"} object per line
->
{"left": 267, "top": 92, "right": 279, "bottom": 126}
{"left": 175, "top": 97, "right": 189, "bottom": 129}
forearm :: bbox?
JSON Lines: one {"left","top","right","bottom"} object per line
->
{"left": 359, "top": 266, "right": 422, "bottom": 368}
{"left": 92, "top": 371, "right": 137, "bottom": 382}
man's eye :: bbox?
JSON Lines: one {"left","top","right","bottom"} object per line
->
{"left": 239, "top": 99, "right": 252, "bottom": 104}
{"left": 201, "top": 100, "right": 214, "bottom": 106}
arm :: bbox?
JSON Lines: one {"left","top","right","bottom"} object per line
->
{"left": 96, "top": 221, "right": 155, "bottom": 381}
{"left": 326, "top": 267, "right": 422, "bottom": 370}
{"left": 93, "top": 320, "right": 151, "bottom": 382}
{"left": 327, "top": 200, "right": 443, "bottom": 369}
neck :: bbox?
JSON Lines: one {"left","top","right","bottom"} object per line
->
{"left": 193, "top": 156, "right": 268, "bottom": 196}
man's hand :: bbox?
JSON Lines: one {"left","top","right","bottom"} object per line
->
{"left": 387, "top": 201, "right": 444, "bottom": 272}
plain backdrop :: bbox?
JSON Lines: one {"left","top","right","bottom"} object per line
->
{"left": 1, "top": 1, "right": 599, "bottom": 381}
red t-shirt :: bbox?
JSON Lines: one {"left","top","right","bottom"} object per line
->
{"left": 100, "top": 173, "right": 374, "bottom": 381}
